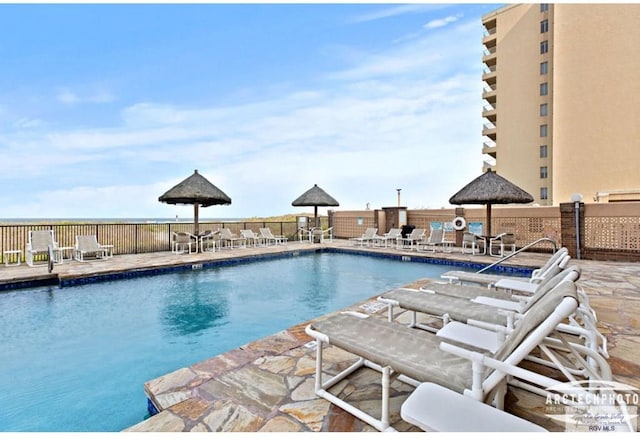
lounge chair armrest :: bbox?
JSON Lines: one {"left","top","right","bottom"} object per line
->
{"left": 440, "top": 275, "right": 459, "bottom": 284}
{"left": 510, "top": 294, "right": 530, "bottom": 303}
{"left": 472, "top": 296, "right": 523, "bottom": 314}
{"left": 440, "top": 341, "right": 568, "bottom": 398}
{"left": 466, "top": 319, "right": 509, "bottom": 335}
{"left": 438, "top": 341, "right": 490, "bottom": 399}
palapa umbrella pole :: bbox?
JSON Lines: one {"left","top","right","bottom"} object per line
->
{"left": 194, "top": 203, "right": 199, "bottom": 237}
{"left": 486, "top": 204, "right": 492, "bottom": 237}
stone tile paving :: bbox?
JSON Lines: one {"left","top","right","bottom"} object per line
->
{"left": 1, "top": 240, "right": 638, "bottom": 432}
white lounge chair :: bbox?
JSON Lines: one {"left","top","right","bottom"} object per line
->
{"left": 26, "top": 230, "right": 60, "bottom": 267}
{"left": 442, "top": 247, "right": 569, "bottom": 287}
{"left": 240, "top": 230, "right": 263, "bottom": 247}
{"left": 398, "top": 228, "right": 425, "bottom": 250}
{"left": 372, "top": 228, "right": 402, "bottom": 248}
{"left": 171, "top": 232, "right": 198, "bottom": 254}
{"left": 259, "top": 228, "right": 288, "bottom": 246}
{"left": 380, "top": 266, "right": 609, "bottom": 366}
{"left": 419, "top": 228, "right": 452, "bottom": 253}
{"left": 380, "top": 266, "right": 582, "bottom": 332}
{"left": 349, "top": 227, "right": 378, "bottom": 247}
{"left": 305, "top": 280, "right": 582, "bottom": 431}
{"left": 75, "top": 235, "right": 109, "bottom": 262}
{"left": 219, "top": 228, "right": 246, "bottom": 249}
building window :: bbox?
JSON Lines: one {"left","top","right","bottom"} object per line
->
{"left": 540, "top": 124, "right": 548, "bottom": 137}
{"left": 540, "top": 166, "right": 548, "bottom": 179}
{"left": 540, "top": 187, "right": 548, "bottom": 200}
{"left": 540, "top": 145, "right": 548, "bottom": 158}
{"left": 540, "top": 82, "right": 548, "bottom": 96}
{"left": 540, "top": 3, "right": 549, "bottom": 12}
{"left": 540, "top": 61, "right": 548, "bottom": 75}
{"left": 540, "top": 40, "right": 548, "bottom": 54}
{"left": 540, "top": 19, "right": 549, "bottom": 33}
{"left": 540, "top": 103, "right": 548, "bottom": 116}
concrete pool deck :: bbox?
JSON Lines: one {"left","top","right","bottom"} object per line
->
{"left": 1, "top": 239, "right": 638, "bottom": 432}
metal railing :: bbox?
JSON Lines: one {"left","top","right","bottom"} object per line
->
{"left": 0, "top": 221, "right": 299, "bottom": 264}
{"left": 477, "top": 237, "right": 559, "bottom": 274}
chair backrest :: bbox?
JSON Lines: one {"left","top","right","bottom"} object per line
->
{"left": 535, "top": 247, "right": 569, "bottom": 276}
{"left": 428, "top": 228, "right": 444, "bottom": 242}
{"left": 241, "top": 230, "right": 257, "bottom": 239}
{"left": 489, "top": 279, "right": 578, "bottom": 379}
{"left": 220, "top": 228, "right": 236, "bottom": 239}
{"left": 173, "top": 232, "right": 192, "bottom": 244}
{"left": 521, "top": 264, "right": 581, "bottom": 313}
{"left": 462, "top": 232, "right": 475, "bottom": 243}
{"left": 363, "top": 227, "right": 377, "bottom": 238}
{"left": 535, "top": 254, "right": 571, "bottom": 283}
{"left": 409, "top": 228, "right": 425, "bottom": 240}
{"left": 260, "top": 228, "right": 275, "bottom": 239}
{"left": 29, "top": 230, "right": 55, "bottom": 252}
{"left": 502, "top": 233, "right": 516, "bottom": 244}
{"left": 386, "top": 228, "right": 402, "bottom": 238}
{"left": 76, "top": 235, "right": 102, "bottom": 252}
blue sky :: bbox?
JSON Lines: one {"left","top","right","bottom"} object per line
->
{"left": 0, "top": 3, "right": 500, "bottom": 220}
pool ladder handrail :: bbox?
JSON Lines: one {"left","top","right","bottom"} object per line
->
{"left": 476, "top": 237, "right": 558, "bottom": 274}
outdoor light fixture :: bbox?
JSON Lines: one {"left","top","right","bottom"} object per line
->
{"left": 396, "top": 188, "right": 402, "bottom": 206}
{"left": 571, "top": 193, "right": 583, "bottom": 259}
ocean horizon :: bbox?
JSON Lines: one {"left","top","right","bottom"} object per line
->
{"left": 0, "top": 217, "right": 247, "bottom": 224}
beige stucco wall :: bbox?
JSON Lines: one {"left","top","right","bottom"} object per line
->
{"left": 552, "top": 4, "right": 640, "bottom": 204}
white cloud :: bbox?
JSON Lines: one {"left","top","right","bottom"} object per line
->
{"left": 1, "top": 15, "right": 485, "bottom": 218}
{"left": 425, "top": 14, "right": 462, "bottom": 30}
{"left": 57, "top": 90, "right": 80, "bottom": 104}
{"left": 351, "top": 4, "right": 447, "bottom": 23}
{"left": 56, "top": 88, "right": 116, "bottom": 105}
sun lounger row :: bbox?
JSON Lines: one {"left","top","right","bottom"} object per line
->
{"left": 173, "top": 227, "right": 290, "bottom": 253}
{"left": 348, "top": 227, "right": 457, "bottom": 252}
{"left": 304, "top": 248, "right": 627, "bottom": 432}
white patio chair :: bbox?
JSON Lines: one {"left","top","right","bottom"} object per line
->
{"left": 26, "top": 230, "right": 60, "bottom": 267}
{"left": 172, "top": 232, "right": 197, "bottom": 254}
{"left": 75, "top": 235, "right": 109, "bottom": 262}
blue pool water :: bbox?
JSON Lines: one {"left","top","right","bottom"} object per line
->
{"left": 0, "top": 252, "right": 455, "bottom": 432}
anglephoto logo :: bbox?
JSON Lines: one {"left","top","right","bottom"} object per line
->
{"left": 544, "top": 380, "right": 638, "bottom": 432}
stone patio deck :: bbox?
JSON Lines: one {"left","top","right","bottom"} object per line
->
{"left": 1, "top": 239, "right": 638, "bottom": 432}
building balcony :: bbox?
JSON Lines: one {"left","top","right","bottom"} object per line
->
{"left": 482, "top": 68, "right": 497, "bottom": 83}
{"left": 483, "top": 110, "right": 496, "bottom": 125}
{"left": 482, "top": 86, "right": 497, "bottom": 101}
{"left": 482, "top": 160, "right": 496, "bottom": 173}
{"left": 483, "top": 126, "right": 497, "bottom": 142}
{"left": 482, "top": 142, "right": 497, "bottom": 158}
{"left": 482, "top": 31, "right": 496, "bottom": 46}
{"left": 482, "top": 17, "right": 497, "bottom": 34}
{"left": 483, "top": 94, "right": 496, "bottom": 108}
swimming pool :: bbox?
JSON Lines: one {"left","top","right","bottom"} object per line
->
{"left": 0, "top": 252, "right": 456, "bottom": 432}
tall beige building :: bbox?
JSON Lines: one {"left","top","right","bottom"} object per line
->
{"left": 481, "top": 3, "right": 640, "bottom": 205}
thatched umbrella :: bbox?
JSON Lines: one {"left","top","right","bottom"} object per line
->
{"left": 158, "top": 169, "right": 231, "bottom": 236}
{"left": 291, "top": 184, "right": 339, "bottom": 227}
{"left": 449, "top": 169, "right": 533, "bottom": 237}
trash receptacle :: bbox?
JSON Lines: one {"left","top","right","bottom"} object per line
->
{"left": 401, "top": 225, "right": 415, "bottom": 238}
